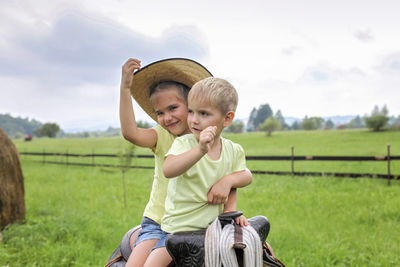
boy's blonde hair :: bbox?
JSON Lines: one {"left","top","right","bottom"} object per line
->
{"left": 189, "top": 77, "right": 238, "bottom": 115}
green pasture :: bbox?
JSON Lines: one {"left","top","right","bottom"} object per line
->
{"left": 13, "top": 129, "right": 400, "bottom": 156}
{"left": 1, "top": 129, "right": 399, "bottom": 266}
{"left": 13, "top": 129, "right": 400, "bottom": 175}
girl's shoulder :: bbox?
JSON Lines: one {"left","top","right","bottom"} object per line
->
{"left": 153, "top": 125, "right": 174, "bottom": 140}
{"left": 173, "top": 134, "right": 197, "bottom": 146}
{"left": 152, "top": 125, "right": 175, "bottom": 154}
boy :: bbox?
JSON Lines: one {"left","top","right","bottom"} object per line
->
{"left": 118, "top": 59, "right": 252, "bottom": 267}
{"left": 144, "top": 77, "right": 250, "bottom": 266}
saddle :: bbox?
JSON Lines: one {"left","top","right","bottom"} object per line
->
{"left": 105, "top": 212, "right": 284, "bottom": 267}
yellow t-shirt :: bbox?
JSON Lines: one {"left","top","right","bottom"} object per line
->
{"left": 142, "top": 125, "right": 175, "bottom": 224}
{"left": 161, "top": 134, "right": 246, "bottom": 233}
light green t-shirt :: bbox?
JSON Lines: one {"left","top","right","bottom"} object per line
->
{"left": 161, "top": 134, "right": 246, "bottom": 233}
{"left": 142, "top": 125, "right": 175, "bottom": 224}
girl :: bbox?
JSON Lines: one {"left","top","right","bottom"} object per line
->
{"left": 119, "top": 58, "right": 252, "bottom": 267}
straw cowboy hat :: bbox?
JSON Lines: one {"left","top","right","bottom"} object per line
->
{"left": 130, "top": 58, "right": 213, "bottom": 121}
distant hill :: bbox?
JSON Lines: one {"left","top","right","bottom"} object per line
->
{"left": 0, "top": 113, "right": 42, "bottom": 138}
{"left": 0, "top": 113, "right": 123, "bottom": 138}
{"left": 285, "top": 115, "right": 356, "bottom": 126}
{"left": 240, "top": 115, "right": 357, "bottom": 127}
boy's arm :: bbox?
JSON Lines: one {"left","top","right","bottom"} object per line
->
{"left": 164, "top": 126, "right": 216, "bottom": 178}
{"left": 120, "top": 58, "right": 158, "bottom": 148}
{"left": 207, "top": 168, "right": 252, "bottom": 204}
{"left": 163, "top": 145, "right": 205, "bottom": 178}
{"left": 224, "top": 189, "right": 249, "bottom": 227}
{"left": 223, "top": 188, "right": 237, "bottom": 212}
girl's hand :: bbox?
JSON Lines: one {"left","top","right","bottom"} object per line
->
{"left": 235, "top": 215, "right": 249, "bottom": 227}
{"left": 199, "top": 126, "right": 217, "bottom": 153}
{"left": 121, "top": 58, "right": 141, "bottom": 90}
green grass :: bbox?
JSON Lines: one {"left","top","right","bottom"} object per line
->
{"left": 14, "top": 129, "right": 400, "bottom": 176}
{"left": 1, "top": 129, "right": 400, "bottom": 266}
{"left": 13, "top": 129, "right": 400, "bottom": 156}
{"left": 0, "top": 162, "right": 150, "bottom": 266}
{"left": 242, "top": 175, "right": 400, "bottom": 266}
{"left": 13, "top": 136, "right": 151, "bottom": 154}
{"left": 225, "top": 129, "right": 400, "bottom": 155}
{"left": 225, "top": 130, "right": 400, "bottom": 175}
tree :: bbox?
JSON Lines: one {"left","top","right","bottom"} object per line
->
{"left": 117, "top": 144, "right": 135, "bottom": 208}
{"left": 225, "top": 120, "right": 244, "bottom": 133}
{"left": 301, "top": 116, "right": 315, "bottom": 130}
{"left": 389, "top": 115, "right": 400, "bottom": 130}
{"left": 260, "top": 116, "right": 281, "bottom": 136}
{"left": 291, "top": 120, "right": 300, "bottom": 130}
{"left": 247, "top": 104, "right": 273, "bottom": 132}
{"left": 301, "top": 116, "right": 324, "bottom": 130}
{"left": 364, "top": 105, "right": 389, "bottom": 131}
{"left": 137, "top": 120, "right": 152, "bottom": 129}
{"left": 246, "top": 108, "right": 258, "bottom": 132}
{"left": 274, "top": 110, "right": 288, "bottom": 130}
{"left": 0, "top": 113, "right": 42, "bottom": 138}
{"left": 34, "top": 123, "right": 60, "bottom": 138}
{"left": 348, "top": 115, "right": 364, "bottom": 128}
{"left": 255, "top": 104, "right": 273, "bottom": 130}
{"left": 324, "top": 119, "right": 334, "bottom": 130}
{"left": 312, "top": 117, "right": 324, "bottom": 129}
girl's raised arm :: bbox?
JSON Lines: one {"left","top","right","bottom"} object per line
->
{"left": 119, "top": 58, "right": 158, "bottom": 148}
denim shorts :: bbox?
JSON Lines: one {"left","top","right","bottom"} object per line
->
{"left": 135, "top": 217, "right": 170, "bottom": 250}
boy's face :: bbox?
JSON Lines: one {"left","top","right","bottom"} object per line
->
{"left": 151, "top": 87, "right": 191, "bottom": 136}
{"left": 187, "top": 98, "right": 226, "bottom": 140}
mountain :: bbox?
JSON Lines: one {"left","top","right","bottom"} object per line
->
{"left": 324, "top": 115, "right": 357, "bottom": 125}
{"left": 284, "top": 117, "right": 301, "bottom": 125}
{"left": 284, "top": 115, "right": 356, "bottom": 126}
{"left": 240, "top": 115, "right": 357, "bottom": 127}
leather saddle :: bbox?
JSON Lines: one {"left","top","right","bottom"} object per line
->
{"left": 166, "top": 212, "right": 270, "bottom": 267}
{"left": 105, "top": 212, "right": 270, "bottom": 267}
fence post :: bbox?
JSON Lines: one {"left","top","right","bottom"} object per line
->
{"left": 92, "top": 148, "right": 95, "bottom": 167}
{"left": 42, "top": 148, "right": 45, "bottom": 165}
{"left": 387, "top": 144, "right": 391, "bottom": 186}
{"left": 291, "top": 146, "right": 294, "bottom": 176}
{"left": 66, "top": 149, "right": 69, "bottom": 167}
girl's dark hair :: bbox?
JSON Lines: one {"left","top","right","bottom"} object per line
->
{"left": 150, "top": 81, "right": 190, "bottom": 102}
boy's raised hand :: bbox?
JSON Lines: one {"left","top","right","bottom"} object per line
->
{"left": 121, "top": 58, "right": 141, "bottom": 90}
{"left": 199, "top": 126, "right": 217, "bottom": 153}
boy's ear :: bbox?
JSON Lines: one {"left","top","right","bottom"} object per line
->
{"left": 223, "top": 111, "right": 235, "bottom": 127}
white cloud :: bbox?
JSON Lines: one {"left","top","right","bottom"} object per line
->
{"left": 354, "top": 29, "right": 374, "bottom": 43}
{"left": 1, "top": 0, "right": 400, "bottom": 131}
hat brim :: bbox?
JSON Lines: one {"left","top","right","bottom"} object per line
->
{"left": 130, "top": 58, "right": 213, "bottom": 122}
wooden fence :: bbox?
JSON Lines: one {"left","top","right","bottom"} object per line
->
{"left": 19, "top": 145, "right": 399, "bottom": 185}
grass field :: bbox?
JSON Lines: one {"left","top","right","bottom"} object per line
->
{"left": 1, "top": 129, "right": 399, "bottom": 266}
{"left": 14, "top": 129, "right": 400, "bottom": 176}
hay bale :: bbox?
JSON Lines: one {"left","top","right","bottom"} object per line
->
{"left": 0, "top": 128, "right": 25, "bottom": 229}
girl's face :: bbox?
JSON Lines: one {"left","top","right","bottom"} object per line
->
{"left": 151, "top": 87, "right": 191, "bottom": 136}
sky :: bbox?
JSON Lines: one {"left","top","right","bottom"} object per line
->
{"left": 1, "top": 0, "right": 400, "bottom": 132}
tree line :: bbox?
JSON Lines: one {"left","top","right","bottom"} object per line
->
{"left": 2, "top": 104, "right": 399, "bottom": 139}
{"left": 0, "top": 114, "right": 64, "bottom": 138}
{"left": 225, "top": 104, "right": 400, "bottom": 135}
{"left": 0, "top": 113, "right": 155, "bottom": 139}
{"left": 0, "top": 114, "right": 42, "bottom": 138}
